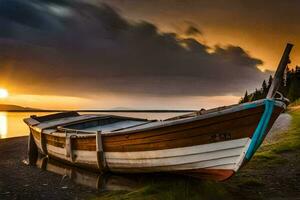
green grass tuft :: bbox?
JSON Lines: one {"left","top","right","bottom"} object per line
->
{"left": 252, "top": 110, "right": 300, "bottom": 162}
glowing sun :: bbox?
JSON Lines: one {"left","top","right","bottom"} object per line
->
{"left": 0, "top": 88, "right": 8, "bottom": 98}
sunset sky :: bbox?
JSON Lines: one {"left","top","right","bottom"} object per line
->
{"left": 0, "top": 0, "right": 298, "bottom": 109}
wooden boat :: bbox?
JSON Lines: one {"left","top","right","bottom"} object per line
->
{"left": 24, "top": 43, "right": 293, "bottom": 181}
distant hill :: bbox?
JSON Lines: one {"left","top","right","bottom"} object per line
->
{"left": 0, "top": 104, "right": 39, "bottom": 111}
{"left": 0, "top": 104, "right": 195, "bottom": 112}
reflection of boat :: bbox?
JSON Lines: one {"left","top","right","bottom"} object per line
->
{"left": 36, "top": 156, "right": 139, "bottom": 191}
{"left": 25, "top": 44, "right": 293, "bottom": 181}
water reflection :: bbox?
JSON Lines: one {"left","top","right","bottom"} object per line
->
{"left": 0, "top": 112, "right": 7, "bottom": 138}
{"left": 36, "top": 156, "right": 141, "bottom": 191}
{"left": 35, "top": 156, "right": 232, "bottom": 199}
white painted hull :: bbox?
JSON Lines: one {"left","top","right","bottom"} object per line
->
{"left": 33, "top": 136, "right": 251, "bottom": 174}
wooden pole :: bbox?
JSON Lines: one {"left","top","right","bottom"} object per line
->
{"left": 267, "top": 43, "right": 293, "bottom": 98}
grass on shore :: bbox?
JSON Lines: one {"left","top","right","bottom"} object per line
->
{"left": 89, "top": 109, "right": 300, "bottom": 200}
{"left": 90, "top": 175, "right": 232, "bottom": 200}
{"left": 254, "top": 110, "right": 300, "bottom": 164}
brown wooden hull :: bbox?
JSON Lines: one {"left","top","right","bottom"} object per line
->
{"left": 30, "top": 105, "right": 282, "bottom": 152}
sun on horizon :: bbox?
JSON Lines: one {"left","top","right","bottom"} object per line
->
{"left": 0, "top": 88, "right": 8, "bottom": 99}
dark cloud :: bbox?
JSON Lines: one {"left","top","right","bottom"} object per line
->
{"left": 0, "top": 0, "right": 268, "bottom": 97}
{"left": 185, "top": 25, "right": 202, "bottom": 36}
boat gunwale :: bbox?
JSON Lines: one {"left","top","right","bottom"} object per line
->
{"left": 107, "top": 99, "right": 285, "bottom": 136}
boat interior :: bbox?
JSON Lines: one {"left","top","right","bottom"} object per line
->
{"left": 30, "top": 111, "right": 156, "bottom": 134}
{"left": 63, "top": 115, "right": 153, "bottom": 133}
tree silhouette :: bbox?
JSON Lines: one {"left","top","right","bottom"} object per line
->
{"left": 243, "top": 91, "right": 249, "bottom": 103}
{"left": 239, "top": 66, "right": 300, "bottom": 104}
{"left": 262, "top": 80, "right": 268, "bottom": 97}
{"left": 268, "top": 75, "right": 273, "bottom": 89}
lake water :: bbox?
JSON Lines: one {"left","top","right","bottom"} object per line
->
{"left": 0, "top": 111, "right": 189, "bottom": 139}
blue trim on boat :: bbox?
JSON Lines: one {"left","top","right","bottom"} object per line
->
{"left": 245, "top": 99, "right": 274, "bottom": 160}
{"left": 243, "top": 102, "right": 258, "bottom": 109}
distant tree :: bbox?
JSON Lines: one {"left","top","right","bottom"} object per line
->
{"left": 262, "top": 80, "right": 268, "bottom": 97}
{"left": 252, "top": 89, "right": 258, "bottom": 101}
{"left": 243, "top": 91, "right": 249, "bottom": 103}
{"left": 268, "top": 75, "right": 273, "bottom": 89}
{"left": 239, "top": 97, "right": 244, "bottom": 104}
{"left": 287, "top": 75, "right": 300, "bottom": 102}
{"left": 288, "top": 80, "right": 298, "bottom": 101}
{"left": 239, "top": 65, "right": 300, "bottom": 104}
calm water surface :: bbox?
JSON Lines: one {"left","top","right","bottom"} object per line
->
{"left": 0, "top": 112, "right": 188, "bottom": 139}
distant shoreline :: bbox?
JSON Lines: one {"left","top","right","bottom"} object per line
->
{"left": 0, "top": 109, "right": 196, "bottom": 113}
{"left": 0, "top": 104, "right": 197, "bottom": 112}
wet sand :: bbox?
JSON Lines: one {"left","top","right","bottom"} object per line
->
{"left": 0, "top": 137, "right": 104, "bottom": 200}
